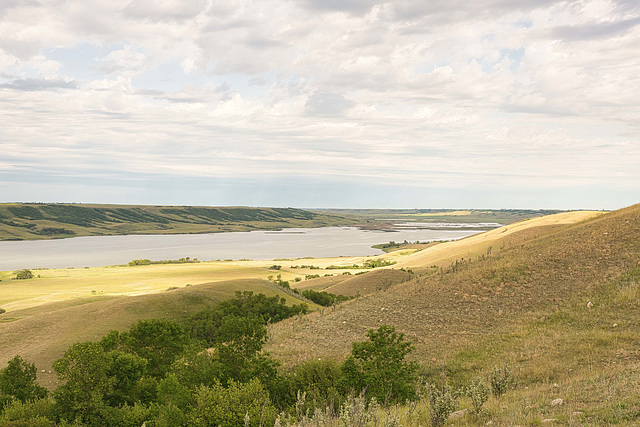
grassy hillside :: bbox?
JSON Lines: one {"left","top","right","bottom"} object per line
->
{"left": 265, "top": 205, "right": 640, "bottom": 424}
{"left": 0, "top": 278, "right": 315, "bottom": 390}
{"left": 0, "top": 203, "right": 356, "bottom": 240}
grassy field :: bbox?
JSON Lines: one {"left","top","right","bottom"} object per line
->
{"left": 0, "top": 252, "right": 412, "bottom": 313}
{"left": 0, "top": 203, "right": 357, "bottom": 240}
{"left": 0, "top": 251, "right": 409, "bottom": 380}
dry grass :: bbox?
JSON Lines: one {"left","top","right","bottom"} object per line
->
{"left": 269, "top": 204, "right": 640, "bottom": 425}
{"left": 395, "top": 210, "right": 603, "bottom": 271}
{"left": 266, "top": 204, "right": 639, "bottom": 368}
{"left": 2, "top": 204, "right": 637, "bottom": 424}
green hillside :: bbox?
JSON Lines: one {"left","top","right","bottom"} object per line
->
{"left": 0, "top": 203, "right": 356, "bottom": 240}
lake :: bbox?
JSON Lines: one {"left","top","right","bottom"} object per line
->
{"left": 0, "top": 226, "right": 485, "bottom": 271}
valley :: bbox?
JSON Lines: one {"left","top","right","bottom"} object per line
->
{"left": 1, "top": 206, "right": 638, "bottom": 425}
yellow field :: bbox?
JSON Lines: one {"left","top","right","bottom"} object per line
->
{"left": 0, "top": 254, "right": 403, "bottom": 313}
{"left": 395, "top": 210, "right": 603, "bottom": 270}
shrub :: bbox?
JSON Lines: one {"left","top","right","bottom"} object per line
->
{"left": 424, "top": 381, "right": 458, "bottom": 427}
{"left": 0, "top": 308, "right": 5, "bottom": 315}
{"left": 13, "top": 270, "right": 34, "bottom": 280}
{"left": 0, "top": 399, "right": 55, "bottom": 426}
{"left": 339, "top": 325, "right": 418, "bottom": 404}
{"left": 490, "top": 365, "right": 516, "bottom": 398}
{"left": 301, "top": 290, "right": 351, "bottom": 307}
{"left": 466, "top": 376, "right": 489, "bottom": 415}
{"left": 0, "top": 355, "right": 48, "bottom": 403}
{"left": 188, "top": 379, "right": 277, "bottom": 427}
{"left": 338, "top": 391, "right": 380, "bottom": 427}
{"left": 288, "top": 359, "right": 343, "bottom": 413}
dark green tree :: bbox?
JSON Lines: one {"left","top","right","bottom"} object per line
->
{"left": 119, "top": 319, "right": 191, "bottom": 378}
{"left": 0, "top": 355, "right": 48, "bottom": 403}
{"left": 14, "top": 269, "right": 34, "bottom": 280}
{"left": 104, "top": 351, "right": 147, "bottom": 406}
{"left": 53, "top": 341, "right": 113, "bottom": 425}
{"left": 339, "top": 325, "right": 418, "bottom": 404}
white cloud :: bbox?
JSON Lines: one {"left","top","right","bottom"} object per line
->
{"left": 0, "top": 0, "right": 638, "bottom": 208}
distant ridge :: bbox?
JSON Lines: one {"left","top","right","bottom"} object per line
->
{"left": 0, "top": 203, "right": 356, "bottom": 241}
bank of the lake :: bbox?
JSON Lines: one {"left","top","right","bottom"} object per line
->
{"left": 0, "top": 226, "right": 483, "bottom": 271}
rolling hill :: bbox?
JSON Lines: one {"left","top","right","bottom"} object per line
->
{"left": 0, "top": 203, "right": 357, "bottom": 241}
{"left": 0, "top": 279, "right": 314, "bottom": 390}
{"left": 265, "top": 204, "right": 640, "bottom": 424}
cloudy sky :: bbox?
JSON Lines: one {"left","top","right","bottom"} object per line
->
{"left": 1, "top": 0, "right": 638, "bottom": 209}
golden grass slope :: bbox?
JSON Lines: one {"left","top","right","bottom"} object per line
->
{"left": 395, "top": 210, "right": 603, "bottom": 271}
{"left": 265, "top": 204, "right": 640, "bottom": 423}
{"left": 265, "top": 206, "right": 634, "bottom": 364}
{"left": 0, "top": 254, "right": 403, "bottom": 313}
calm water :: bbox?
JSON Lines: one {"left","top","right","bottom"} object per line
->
{"left": 0, "top": 227, "right": 483, "bottom": 271}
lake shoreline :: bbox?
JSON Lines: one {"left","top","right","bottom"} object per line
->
{"left": 0, "top": 226, "right": 483, "bottom": 272}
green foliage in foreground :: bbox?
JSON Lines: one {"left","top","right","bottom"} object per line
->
{"left": 0, "top": 356, "right": 48, "bottom": 405}
{"left": 340, "top": 324, "right": 419, "bottom": 404}
{"left": 0, "top": 317, "right": 426, "bottom": 426}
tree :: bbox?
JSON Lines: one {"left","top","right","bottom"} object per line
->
{"left": 53, "top": 341, "right": 113, "bottom": 425}
{"left": 340, "top": 325, "right": 418, "bottom": 404}
{"left": 0, "top": 355, "right": 48, "bottom": 403}
{"left": 119, "top": 319, "right": 191, "bottom": 378}
{"left": 14, "top": 270, "right": 34, "bottom": 280}
{"left": 104, "top": 351, "right": 147, "bottom": 406}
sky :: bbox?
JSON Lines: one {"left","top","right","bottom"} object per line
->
{"left": 0, "top": 0, "right": 639, "bottom": 210}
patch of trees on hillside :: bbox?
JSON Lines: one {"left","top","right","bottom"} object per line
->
{"left": 0, "top": 291, "right": 510, "bottom": 426}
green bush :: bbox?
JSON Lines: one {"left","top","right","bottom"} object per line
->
{"left": 489, "top": 365, "right": 516, "bottom": 398}
{"left": 188, "top": 379, "right": 277, "bottom": 427}
{"left": 424, "top": 381, "right": 458, "bottom": 427}
{"left": 301, "top": 290, "right": 351, "bottom": 307}
{"left": 339, "top": 325, "right": 418, "bottom": 404}
{"left": 288, "top": 359, "right": 343, "bottom": 412}
{"left": 128, "top": 259, "right": 151, "bottom": 266}
{"left": 466, "top": 376, "right": 489, "bottom": 415}
{"left": 0, "top": 399, "right": 54, "bottom": 424}
{"left": 13, "top": 270, "right": 33, "bottom": 280}
{"left": 0, "top": 356, "right": 48, "bottom": 403}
